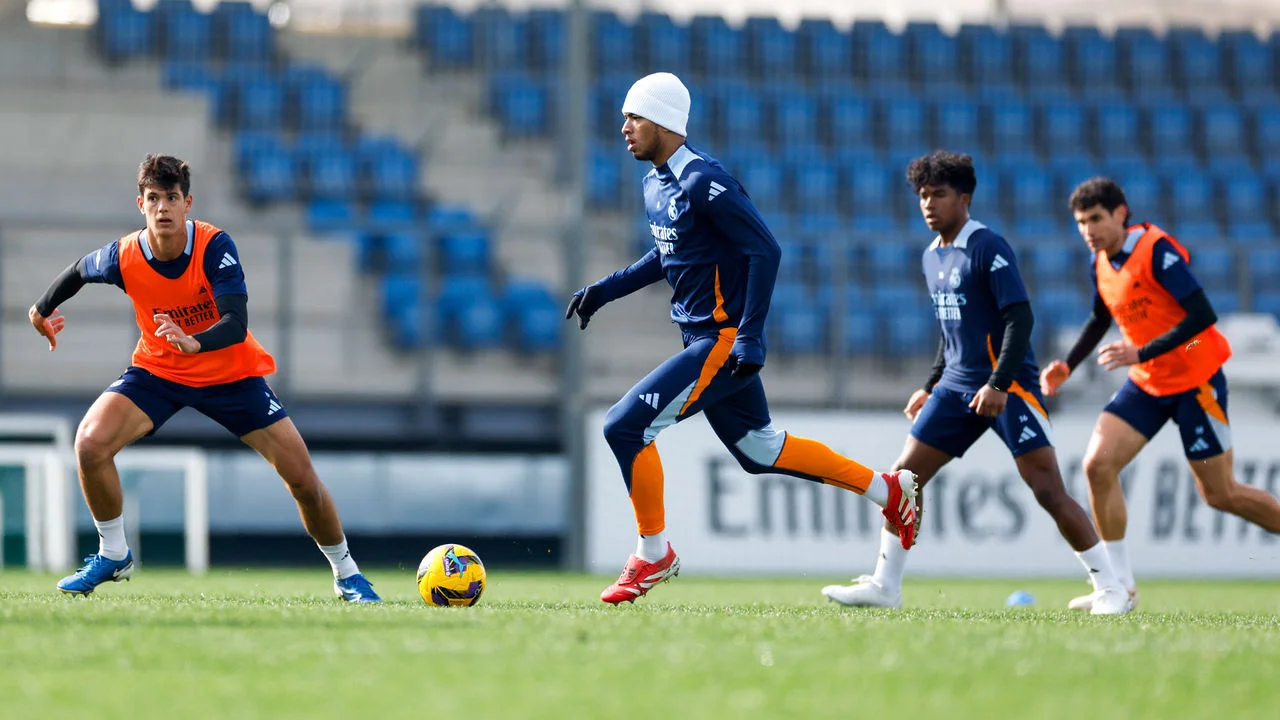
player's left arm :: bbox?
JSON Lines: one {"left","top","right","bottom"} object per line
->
{"left": 1098, "top": 239, "right": 1217, "bottom": 369}
{"left": 155, "top": 232, "right": 250, "bottom": 354}
{"left": 973, "top": 237, "right": 1034, "bottom": 417}
{"left": 702, "top": 173, "right": 780, "bottom": 376}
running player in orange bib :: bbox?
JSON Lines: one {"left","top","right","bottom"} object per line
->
{"left": 28, "top": 155, "right": 380, "bottom": 602}
{"left": 1042, "top": 177, "right": 1280, "bottom": 611}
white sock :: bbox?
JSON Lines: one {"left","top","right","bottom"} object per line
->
{"left": 1075, "top": 543, "right": 1122, "bottom": 592}
{"left": 870, "top": 528, "right": 909, "bottom": 593}
{"left": 636, "top": 532, "right": 668, "bottom": 562}
{"left": 862, "top": 472, "right": 889, "bottom": 507}
{"left": 94, "top": 515, "right": 129, "bottom": 561}
{"left": 318, "top": 538, "right": 360, "bottom": 579}
{"left": 1103, "top": 539, "right": 1135, "bottom": 590}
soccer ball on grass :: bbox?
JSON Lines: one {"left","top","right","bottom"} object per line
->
{"left": 416, "top": 543, "right": 486, "bottom": 607}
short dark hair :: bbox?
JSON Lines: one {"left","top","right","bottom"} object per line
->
{"left": 137, "top": 154, "right": 191, "bottom": 197}
{"left": 906, "top": 151, "right": 977, "bottom": 195}
{"left": 1068, "top": 177, "right": 1128, "bottom": 219}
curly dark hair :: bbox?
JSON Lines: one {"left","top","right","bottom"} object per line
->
{"left": 1068, "top": 177, "right": 1129, "bottom": 221}
{"left": 905, "top": 150, "right": 977, "bottom": 195}
{"left": 137, "top": 154, "right": 191, "bottom": 197}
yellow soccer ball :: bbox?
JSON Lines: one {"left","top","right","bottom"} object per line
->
{"left": 416, "top": 543, "right": 486, "bottom": 607}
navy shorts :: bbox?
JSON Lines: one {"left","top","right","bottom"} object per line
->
{"left": 911, "top": 384, "right": 1054, "bottom": 458}
{"left": 105, "top": 366, "right": 288, "bottom": 438}
{"left": 1103, "top": 369, "right": 1231, "bottom": 460}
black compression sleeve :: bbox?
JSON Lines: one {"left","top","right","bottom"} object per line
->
{"left": 1137, "top": 289, "right": 1217, "bottom": 362}
{"left": 924, "top": 334, "right": 946, "bottom": 392}
{"left": 35, "top": 260, "right": 87, "bottom": 317}
{"left": 192, "top": 294, "right": 249, "bottom": 352}
{"left": 988, "top": 301, "right": 1033, "bottom": 392}
{"left": 1065, "top": 294, "right": 1114, "bottom": 372}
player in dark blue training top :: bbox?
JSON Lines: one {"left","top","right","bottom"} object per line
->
{"left": 567, "top": 72, "right": 919, "bottom": 605}
{"left": 821, "top": 151, "right": 1130, "bottom": 614}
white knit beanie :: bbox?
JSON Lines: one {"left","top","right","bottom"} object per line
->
{"left": 621, "top": 72, "right": 690, "bottom": 137}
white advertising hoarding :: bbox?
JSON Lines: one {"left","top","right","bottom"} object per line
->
{"left": 586, "top": 408, "right": 1280, "bottom": 578}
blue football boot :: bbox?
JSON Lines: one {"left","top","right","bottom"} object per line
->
{"left": 333, "top": 573, "right": 382, "bottom": 603}
{"left": 57, "top": 551, "right": 135, "bottom": 596}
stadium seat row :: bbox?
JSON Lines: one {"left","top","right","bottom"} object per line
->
{"left": 379, "top": 273, "right": 561, "bottom": 352}
{"left": 97, "top": 0, "right": 273, "bottom": 63}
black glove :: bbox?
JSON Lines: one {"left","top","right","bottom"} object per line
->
{"left": 727, "top": 357, "right": 763, "bottom": 379}
{"left": 728, "top": 337, "right": 764, "bottom": 378}
{"left": 564, "top": 285, "right": 603, "bottom": 330}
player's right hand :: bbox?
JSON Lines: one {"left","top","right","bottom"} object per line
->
{"left": 564, "top": 285, "right": 603, "bottom": 330}
{"left": 1039, "top": 360, "right": 1071, "bottom": 397}
{"left": 904, "top": 389, "right": 930, "bottom": 421}
{"left": 28, "top": 305, "right": 66, "bottom": 352}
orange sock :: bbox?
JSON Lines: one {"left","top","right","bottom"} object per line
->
{"left": 629, "top": 442, "right": 666, "bottom": 535}
{"left": 773, "top": 434, "right": 875, "bottom": 493}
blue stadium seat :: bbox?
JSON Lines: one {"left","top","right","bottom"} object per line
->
{"left": 591, "top": 75, "right": 630, "bottom": 139}
{"left": 881, "top": 96, "right": 926, "bottom": 154}
{"left": 439, "top": 231, "right": 491, "bottom": 274}
{"left": 356, "top": 138, "right": 419, "bottom": 202}
{"left": 98, "top": 6, "right": 154, "bottom": 62}
{"left": 367, "top": 200, "right": 419, "bottom": 232}
{"left": 843, "top": 307, "right": 879, "bottom": 355}
{"left": 823, "top": 91, "right": 873, "bottom": 147}
{"left": 986, "top": 100, "right": 1035, "bottom": 155}
{"left": 1253, "top": 290, "right": 1280, "bottom": 320}
{"left": 1255, "top": 106, "right": 1280, "bottom": 161}
{"left": 379, "top": 273, "right": 421, "bottom": 325}
{"left": 438, "top": 275, "right": 504, "bottom": 350}
{"left": 884, "top": 305, "right": 936, "bottom": 355}
{"left": 234, "top": 129, "right": 284, "bottom": 173}
{"left": 769, "top": 89, "right": 819, "bottom": 148}
{"left": 1248, "top": 247, "right": 1280, "bottom": 286}
{"left": 799, "top": 19, "right": 851, "bottom": 80}
{"left": 591, "top": 11, "right": 636, "bottom": 76}
{"left": 1036, "top": 287, "right": 1089, "bottom": 330}
{"left": 415, "top": 4, "right": 474, "bottom": 69}
{"left": 775, "top": 242, "right": 806, "bottom": 282}
{"left": 846, "top": 161, "right": 895, "bottom": 217}
{"left": 527, "top": 8, "right": 565, "bottom": 72}
{"left": 1013, "top": 217, "right": 1064, "bottom": 242}
{"left": 854, "top": 21, "right": 907, "bottom": 83}
{"left": 691, "top": 15, "right": 745, "bottom": 78}
{"left": 162, "top": 60, "right": 216, "bottom": 94}
{"left": 503, "top": 279, "right": 561, "bottom": 352}
{"left": 294, "top": 77, "right": 346, "bottom": 132}
{"left": 236, "top": 79, "right": 284, "bottom": 130}
{"left": 215, "top": 4, "right": 272, "bottom": 62}
{"left": 473, "top": 6, "right": 527, "bottom": 71}
{"left": 719, "top": 91, "right": 765, "bottom": 147}
{"left": 1014, "top": 24, "right": 1066, "bottom": 89}
{"left": 1199, "top": 106, "right": 1247, "bottom": 158}
{"left": 1005, "top": 163, "right": 1054, "bottom": 220}
{"left": 934, "top": 100, "right": 980, "bottom": 150}
{"left": 907, "top": 22, "right": 960, "bottom": 87}
{"left": 307, "top": 150, "right": 356, "bottom": 201}
{"left": 863, "top": 241, "right": 918, "bottom": 281}
{"left": 1168, "top": 174, "right": 1213, "bottom": 224}
{"left": 960, "top": 24, "right": 1013, "bottom": 85}
{"left": 1065, "top": 26, "right": 1117, "bottom": 85}
{"left": 771, "top": 301, "right": 828, "bottom": 355}
{"left": 1039, "top": 100, "right": 1090, "bottom": 158}
{"left": 1226, "top": 219, "right": 1277, "bottom": 244}
{"left": 1026, "top": 242, "right": 1084, "bottom": 286}
{"left": 638, "top": 12, "right": 690, "bottom": 76}
{"left": 306, "top": 199, "right": 358, "bottom": 234}
{"left": 426, "top": 204, "right": 480, "bottom": 237}
{"left": 492, "top": 74, "right": 548, "bottom": 137}
{"left": 1221, "top": 174, "right": 1268, "bottom": 222}
{"left": 746, "top": 16, "right": 797, "bottom": 78}
{"left": 382, "top": 233, "right": 424, "bottom": 269}
{"left": 1211, "top": 289, "right": 1242, "bottom": 315}
{"left": 1145, "top": 104, "right": 1193, "bottom": 157}
{"left": 292, "top": 131, "right": 346, "bottom": 176}
{"left": 1222, "top": 30, "right": 1275, "bottom": 92}
{"left": 158, "top": 2, "right": 212, "bottom": 61}
{"left": 733, "top": 153, "right": 785, "bottom": 213}
{"left": 1094, "top": 104, "right": 1140, "bottom": 155}
{"left": 790, "top": 159, "right": 840, "bottom": 213}
{"left": 1170, "top": 27, "right": 1223, "bottom": 92}
{"left": 586, "top": 143, "right": 623, "bottom": 208}
{"left": 1174, "top": 219, "right": 1224, "bottom": 244}
{"left": 1187, "top": 245, "right": 1236, "bottom": 290}
{"left": 243, "top": 145, "right": 296, "bottom": 203}
{"left": 1116, "top": 27, "right": 1172, "bottom": 91}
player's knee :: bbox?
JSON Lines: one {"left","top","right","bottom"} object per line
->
{"left": 1030, "top": 482, "right": 1067, "bottom": 514}
{"left": 1082, "top": 453, "right": 1121, "bottom": 487}
{"left": 603, "top": 402, "right": 643, "bottom": 451}
{"left": 74, "top": 422, "right": 117, "bottom": 467}
{"left": 1200, "top": 482, "right": 1236, "bottom": 513}
{"left": 281, "top": 466, "right": 323, "bottom": 504}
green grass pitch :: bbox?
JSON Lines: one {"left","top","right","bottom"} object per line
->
{"left": 2, "top": 569, "right": 1279, "bottom": 719}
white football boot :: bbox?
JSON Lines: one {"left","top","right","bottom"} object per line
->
{"left": 1089, "top": 586, "right": 1134, "bottom": 615}
{"left": 821, "top": 575, "right": 902, "bottom": 608}
{"left": 1069, "top": 586, "right": 1139, "bottom": 612}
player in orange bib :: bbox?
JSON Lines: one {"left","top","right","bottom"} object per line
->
{"left": 28, "top": 155, "right": 380, "bottom": 602}
{"left": 1042, "top": 178, "right": 1280, "bottom": 611}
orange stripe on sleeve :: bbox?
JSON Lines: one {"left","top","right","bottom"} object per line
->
{"left": 679, "top": 327, "right": 737, "bottom": 414}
